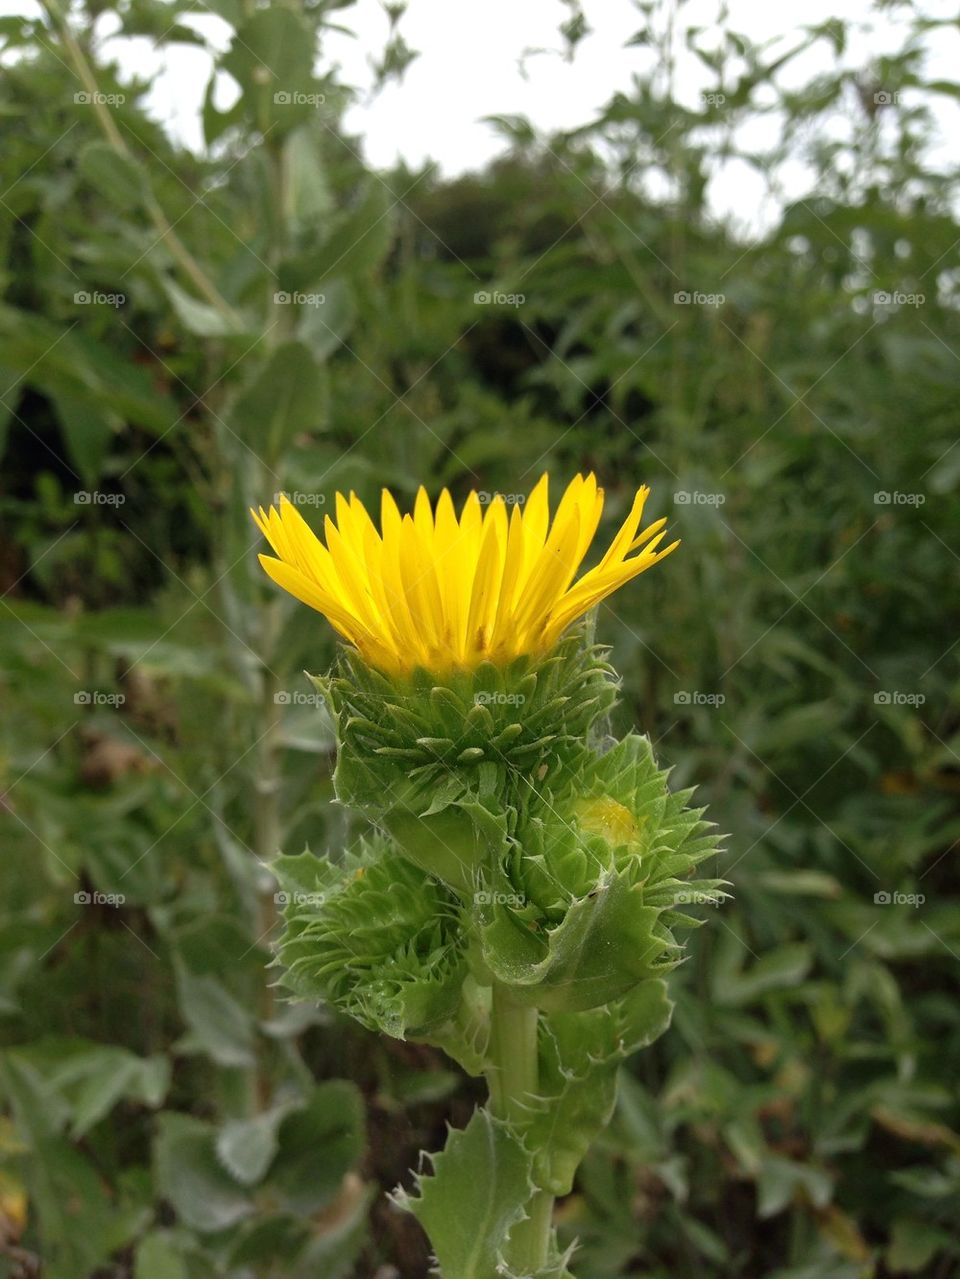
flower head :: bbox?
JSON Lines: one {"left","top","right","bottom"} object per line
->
{"left": 251, "top": 473, "right": 678, "bottom": 675}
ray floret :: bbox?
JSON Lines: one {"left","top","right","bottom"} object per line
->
{"left": 251, "top": 473, "right": 678, "bottom": 675}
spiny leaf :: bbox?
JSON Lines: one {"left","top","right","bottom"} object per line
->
{"left": 398, "top": 1108, "right": 534, "bottom": 1279}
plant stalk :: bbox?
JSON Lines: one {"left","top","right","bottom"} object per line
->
{"left": 488, "top": 982, "right": 554, "bottom": 1275}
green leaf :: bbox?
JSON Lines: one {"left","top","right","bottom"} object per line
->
{"left": 66, "top": 1048, "right": 169, "bottom": 1138}
{"left": 163, "top": 279, "right": 248, "bottom": 338}
{"left": 163, "top": 280, "right": 249, "bottom": 340}
{"left": 478, "top": 870, "right": 667, "bottom": 1012}
{"left": 267, "top": 1080, "right": 365, "bottom": 1214}
{"left": 196, "top": 0, "right": 242, "bottom": 23}
{"left": 224, "top": 1215, "right": 311, "bottom": 1268}
{"left": 277, "top": 180, "right": 394, "bottom": 293}
{"left": 0, "top": 1051, "right": 69, "bottom": 1140}
{"left": 154, "top": 1112, "right": 253, "bottom": 1232}
{"left": 291, "top": 1181, "right": 375, "bottom": 1279}
{"left": 715, "top": 942, "right": 813, "bottom": 1006}
{"left": 297, "top": 277, "right": 356, "bottom": 358}
{"left": 887, "top": 1218, "right": 954, "bottom": 1272}
{"left": 481, "top": 113, "right": 536, "bottom": 145}
{"left": 228, "top": 340, "right": 326, "bottom": 460}
{"left": 284, "top": 125, "right": 334, "bottom": 226}
{"left": 382, "top": 797, "right": 506, "bottom": 895}
{"left": 523, "top": 980, "right": 674, "bottom": 1194}
{"left": 221, "top": 8, "right": 317, "bottom": 134}
{"left": 216, "top": 1107, "right": 290, "bottom": 1185}
{"left": 174, "top": 960, "right": 256, "bottom": 1067}
{"left": 225, "top": 1186, "right": 373, "bottom": 1277}
{"left": 202, "top": 71, "right": 247, "bottom": 147}
{"left": 49, "top": 387, "right": 115, "bottom": 486}
{"left": 0, "top": 1052, "right": 123, "bottom": 1278}
{"left": 78, "top": 141, "right": 147, "bottom": 208}
{"left": 756, "top": 1155, "right": 833, "bottom": 1218}
{"left": 757, "top": 869, "right": 843, "bottom": 898}
{"left": 0, "top": 307, "right": 177, "bottom": 435}
{"left": 135, "top": 1231, "right": 189, "bottom": 1279}
{"left": 400, "top": 1108, "right": 534, "bottom": 1279}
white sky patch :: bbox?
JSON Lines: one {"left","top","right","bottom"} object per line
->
{"left": 2, "top": 0, "right": 957, "bottom": 234}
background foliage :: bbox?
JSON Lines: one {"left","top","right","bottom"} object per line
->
{"left": 1, "top": 1, "right": 958, "bottom": 1276}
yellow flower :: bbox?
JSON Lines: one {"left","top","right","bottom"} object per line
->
{"left": 251, "top": 474, "right": 678, "bottom": 676}
{"left": 575, "top": 796, "right": 643, "bottom": 848}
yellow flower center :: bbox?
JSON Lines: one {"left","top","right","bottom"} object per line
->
{"left": 574, "top": 796, "right": 641, "bottom": 847}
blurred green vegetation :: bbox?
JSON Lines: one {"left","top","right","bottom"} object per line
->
{"left": 1, "top": 1, "right": 959, "bottom": 1276}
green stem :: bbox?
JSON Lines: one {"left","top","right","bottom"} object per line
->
{"left": 513, "top": 1192, "right": 554, "bottom": 1272}
{"left": 488, "top": 983, "right": 553, "bottom": 1275}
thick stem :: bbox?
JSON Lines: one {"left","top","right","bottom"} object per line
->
{"left": 512, "top": 1191, "right": 554, "bottom": 1274}
{"left": 489, "top": 983, "right": 538, "bottom": 1119}
{"left": 254, "top": 649, "right": 283, "bottom": 869}
{"left": 488, "top": 983, "right": 554, "bottom": 1275}
{"left": 250, "top": 602, "right": 283, "bottom": 1109}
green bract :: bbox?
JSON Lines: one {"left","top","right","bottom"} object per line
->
{"left": 273, "top": 632, "right": 725, "bottom": 1278}
{"left": 273, "top": 837, "right": 466, "bottom": 1039}
{"left": 318, "top": 631, "right": 616, "bottom": 796}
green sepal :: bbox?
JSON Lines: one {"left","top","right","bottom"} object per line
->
{"left": 395, "top": 1107, "right": 535, "bottom": 1279}
{"left": 521, "top": 979, "right": 674, "bottom": 1194}
{"left": 271, "top": 838, "right": 467, "bottom": 1039}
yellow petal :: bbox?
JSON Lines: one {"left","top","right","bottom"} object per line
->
{"left": 250, "top": 474, "right": 677, "bottom": 674}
